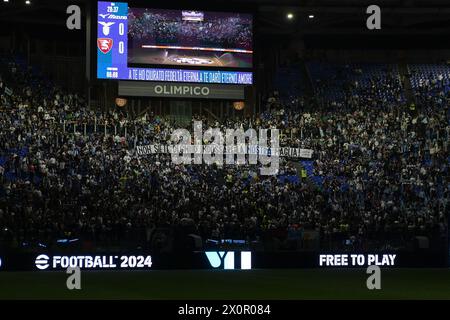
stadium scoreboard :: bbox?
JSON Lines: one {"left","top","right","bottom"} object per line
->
{"left": 95, "top": 1, "right": 253, "bottom": 85}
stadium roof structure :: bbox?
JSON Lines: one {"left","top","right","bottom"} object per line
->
{"left": 0, "top": 0, "right": 449, "bottom": 50}
{"left": 0, "top": 0, "right": 449, "bottom": 32}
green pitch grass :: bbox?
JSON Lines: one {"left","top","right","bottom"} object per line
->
{"left": 1, "top": 269, "right": 449, "bottom": 299}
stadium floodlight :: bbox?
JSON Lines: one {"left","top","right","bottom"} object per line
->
{"left": 308, "top": 14, "right": 315, "bottom": 19}
{"left": 4, "top": 0, "right": 9, "bottom": 3}
{"left": 25, "top": 0, "right": 31, "bottom": 4}
{"left": 287, "top": 13, "right": 294, "bottom": 20}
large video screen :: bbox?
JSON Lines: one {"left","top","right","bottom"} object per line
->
{"left": 128, "top": 9, "right": 253, "bottom": 68}
{"left": 96, "top": 1, "right": 253, "bottom": 85}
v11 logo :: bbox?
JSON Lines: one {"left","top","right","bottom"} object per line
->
{"left": 205, "top": 251, "right": 252, "bottom": 270}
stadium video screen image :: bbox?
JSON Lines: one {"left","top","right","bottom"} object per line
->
{"left": 96, "top": 1, "right": 253, "bottom": 84}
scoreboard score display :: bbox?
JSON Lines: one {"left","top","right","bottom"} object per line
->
{"left": 96, "top": 1, "right": 253, "bottom": 85}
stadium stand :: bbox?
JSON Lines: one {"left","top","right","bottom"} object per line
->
{"left": 0, "top": 55, "right": 448, "bottom": 253}
{"left": 307, "top": 62, "right": 406, "bottom": 105}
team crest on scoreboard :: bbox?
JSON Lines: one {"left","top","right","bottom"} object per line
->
{"left": 97, "top": 38, "right": 113, "bottom": 54}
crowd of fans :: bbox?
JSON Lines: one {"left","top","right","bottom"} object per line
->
{"left": 0, "top": 56, "right": 448, "bottom": 252}
{"left": 128, "top": 9, "right": 252, "bottom": 50}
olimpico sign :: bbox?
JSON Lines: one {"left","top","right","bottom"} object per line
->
{"left": 118, "top": 81, "right": 246, "bottom": 100}
{"left": 154, "top": 84, "right": 210, "bottom": 96}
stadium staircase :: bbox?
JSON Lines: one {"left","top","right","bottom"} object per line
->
{"left": 300, "top": 60, "right": 314, "bottom": 96}
{"left": 299, "top": 160, "right": 323, "bottom": 188}
{"left": 274, "top": 67, "right": 297, "bottom": 95}
{"left": 306, "top": 61, "right": 346, "bottom": 103}
{"left": 289, "top": 160, "right": 323, "bottom": 189}
{"left": 398, "top": 62, "right": 416, "bottom": 105}
{"left": 273, "top": 63, "right": 308, "bottom": 104}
